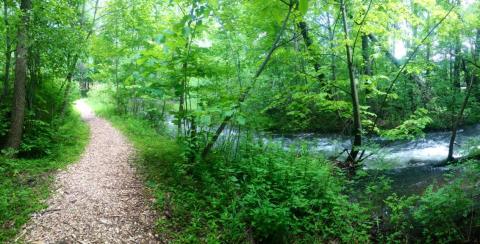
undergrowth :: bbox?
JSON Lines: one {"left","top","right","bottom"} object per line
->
{"left": 87, "top": 88, "right": 371, "bottom": 243}
{"left": 0, "top": 109, "right": 89, "bottom": 242}
{"left": 88, "top": 86, "right": 480, "bottom": 243}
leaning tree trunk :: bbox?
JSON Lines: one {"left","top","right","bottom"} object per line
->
{"left": 368, "top": 34, "right": 430, "bottom": 105}
{"left": 340, "top": 0, "right": 362, "bottom": 167}
{"left": 5, "top": 0, "right": 31, "bottom": 150}
{"left": 447, "top": 59, "right": 474, "bottom": 161}
{"left": 448, "top": 30, "right": 480, "bottom": 161}
{"left": 201, "top": 3, "right": 293, "bottom": 159}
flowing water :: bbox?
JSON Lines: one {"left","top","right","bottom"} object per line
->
{"left": 269, "top": 124, "right": 480, "bottom": 194}
{"left": 165, "top": 116, "right": 480, "bottom": 195}
{"left": 268, "top": 127, "right": 475, "bottom": 169}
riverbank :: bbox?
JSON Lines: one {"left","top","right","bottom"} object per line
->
{"left": 85, "top": 87, "right": 480, "bottom": 242}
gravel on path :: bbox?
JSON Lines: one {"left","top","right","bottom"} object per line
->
{"left": 18, "top": 100, "right": 159, "bottom": 243}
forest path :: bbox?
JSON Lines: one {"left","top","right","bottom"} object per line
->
{"left": 18, "top": 100, "right": 159, "bottom": 243}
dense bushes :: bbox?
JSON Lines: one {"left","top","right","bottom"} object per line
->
{"left": 0, "top": 76, "right": 83, "bottom": 157}
{"left": 88, "top": 88, "right": 480, "bottom": 243}
{"left": 381, "top": 162, "right": 480, "bottom": 243}
{"left": 87, "top": 93, "right": 371, "bottom": 242}
{"left": 169, "top": 146, "right": 371, "bottom": 243}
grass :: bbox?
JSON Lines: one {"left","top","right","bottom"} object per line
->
{"left": 0, "top": 109, "right": 89, "bottom": 242}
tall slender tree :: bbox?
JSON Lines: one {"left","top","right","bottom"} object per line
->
{"left": 448, "top": 29, "right": 480, "bottom": 161}
{"left": 340, "top": 0, "right": 362, "bottom": 166}
{"left": 5, "top": 0, "right": 31, "bottom": 150}
{"left": 1, "top": 0, "right": 12, "bottom": 104}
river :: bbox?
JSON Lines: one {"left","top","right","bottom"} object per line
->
{"left": 165, "top": 116, "right": 480, "bottom": 195}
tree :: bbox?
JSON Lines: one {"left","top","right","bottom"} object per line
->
{"left": 5, "top": 0, "right": 31, "bottom": 150}
{"left": 201, "top": 0, "right": 295, "bottom": 159}
{"left": 59, "top": 0, "right": 100, "bottom": 117}
{"left": 0, "top": 0, "right": 12, "bottom": 104}
{"left": 448, "top": 29, "right": 480, "bottom": 161}
{"left": 340, "top": 0, "right": 362, "bottom": 167}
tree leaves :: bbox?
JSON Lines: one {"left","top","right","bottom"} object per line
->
{"left": 381, "top": 109, "right": 433, "bottom": 140}
{"left": 298, "top": 0, "right": 309, "bottom": 16}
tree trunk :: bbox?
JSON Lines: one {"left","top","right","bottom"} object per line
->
{"left": 361, "top": 34, "right": 372, "bottom": 76}
{"left": 1, "top": 0, "right": 11, "bottom": 104}
{"left": 453, "top": 40, "right": 461, "bottom": 89}
{"left": 27, "top": 49, "right": 36, "bottom": 110}
{"left": 425, "top": 40, "right": 431, "bottom": 78}
{"left": 60, "top": 70, "right": 74, "bottom": 118}
{"left": 474, "top": 29, "right": 480, "bottom": 66}
{"left": 448, "top": 28, "right": 480, "bottom": 161}
{"left": 298, "top": 21, "right": 325, "bottom": 83}
{"left": 177, "top": 5, "right": 196, "bottom": 137}
{"left": 5, "top": 0, "right": 31, "bottom": 150}
{"left": 189, "top": 115, "right": 197, "bottom": 162}
{"left": 448, "top": 59, "right": 474, "bottom": 161}
{"left": 201, "top": 4, "right": 293, "bottom": 159}
{"left": 473, "top": 29, "right": 480, "bottom": 101}
{"left": 340, "top": 0, "right": 362, "bottom": 166}
{"left": 327, "top": 13, "right": 337, "bottom": 81}
{"left": 161, "top": 99, "right": 166, "bottom": 118}
{"left": 59, "top": 0, "right": 99, "bottom": 117}
{"left": 361, "top": 34, "right": 373, "bottom": 105}
{"left": 114, "top": 55, "right": 119, "bottom": 109}
{"left": 27, "top": 47, "right": 41, "bottom": 111}
{"left": 177, "top": 62, "right": 185, "bottom": 135}
{"left": 60, "top": 53, "right": 79, "bottom": 117}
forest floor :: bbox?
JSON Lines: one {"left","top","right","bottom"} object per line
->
{"left": 16, "top": 100, "right": 160, "bottom": 243}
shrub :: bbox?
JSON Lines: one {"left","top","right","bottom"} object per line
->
{"left": 101, "top": 112, "right": 373, "bottom": 243}
{"left": 384, "top": 161, "right": 480, "bottom": 243}
{"left": 0, "top": 111, "right": 89, "bottom": 242}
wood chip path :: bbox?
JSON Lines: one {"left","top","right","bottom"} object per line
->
{"left": 18, "top": 100, "right": 159, "bottom": 243}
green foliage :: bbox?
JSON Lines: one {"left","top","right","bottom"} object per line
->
{"left": 383, "top": 162, "right": 480, "bottom": 243}
{"left": 381, "top": 109, "right": 433, "bottom": 140}
{"left": 87, "top": 92, "right": 371, "bottom": 243}
{"left": 0, "top": 108, "right": 9, "bottom": 137}
{"left": 85, "top": 0, "right": 480, "bottom": 242}
{"left": 20, "top": 118, "right": 55, "bottom": 156}
{"left": 0, "top": 110, "right": 89, "bottom": 242}
{"left": 383, "top": 193, "right": 419, "bottom": 242}
{"left": 298, "top": 0, "right": 309, "bottom": 16}
{"left": 464, "top": 138, "right": 480, "bottom": 158}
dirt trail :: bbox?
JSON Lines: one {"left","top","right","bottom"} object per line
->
{"left": 18, "top": 100, "right": 159, "bottom": 243}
